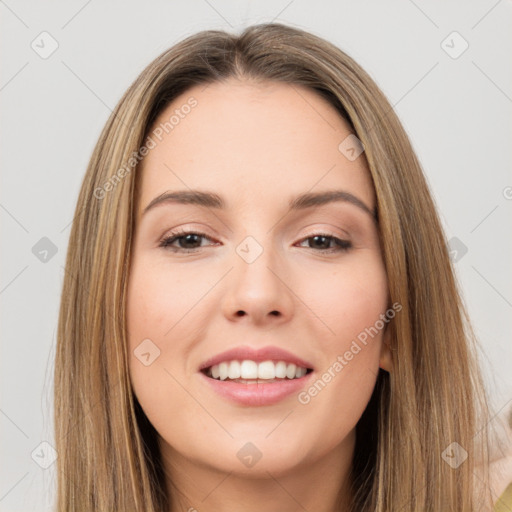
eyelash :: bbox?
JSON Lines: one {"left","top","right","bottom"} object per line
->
{"left": 158, "top": 229, "right": 352, "bottom": 254}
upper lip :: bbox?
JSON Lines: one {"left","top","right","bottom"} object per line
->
{"left": 198, "top": 345, "right": 315, "bottom": 372}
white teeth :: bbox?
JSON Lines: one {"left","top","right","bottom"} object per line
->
{"left": 240, "top": 360, "right": 258, "bottom": 379}
{"left": 275, "top": 361, "right": 287, "bottom": 379}
{"left": 296, "top": 366, "right": 307, "bottom": 378}
{"left": 286, "top": 363, "right": 297, "bottom": 379}
{"left": 228, "top": 360, "right": 241, "bottom": 379}
{"left": 206, "top": 360, "right": 310, "bottom": 381}
{"left": 258, "top": 361, "right": 275, "bottom": 379}
{"left": 219, "top": 362, "right": 229, "bottom": 381}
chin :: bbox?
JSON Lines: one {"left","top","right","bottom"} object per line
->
{"left": 211, "top": 450, "right": 310, "bottom": 478}
{"left": 196, "top": 434, "right": 314, "bottom": 477}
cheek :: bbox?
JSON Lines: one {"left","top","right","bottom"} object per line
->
{"left": 297, "top": 254, "right": 388, "bottom": 416}
{"left": 126, "top": 255, "right": 222, "bottom": 424}
{"left": 126, "top": 256, "right": 207, "bottom": 347}
{"left": 125, "top": 258, "right": 186, "bottom": 407}
{"left": 309, "top": 254, "right": 388, "bottom": 348}
{"left": 126, "top": 258, "right": 228, "bottom": 458}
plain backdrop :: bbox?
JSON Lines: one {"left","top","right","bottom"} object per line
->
{"left": 1, "top": 1, "right": 511, "bottom": 510}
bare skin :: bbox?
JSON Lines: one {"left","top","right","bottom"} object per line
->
{"left": 126, "top": 78, "right": 393, "bottom": 512}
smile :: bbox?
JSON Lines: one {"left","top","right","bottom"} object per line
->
{"left": 202, "top": 359, "right": 312, "bottom": 382}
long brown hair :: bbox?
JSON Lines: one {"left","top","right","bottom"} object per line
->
{"left": 54, "top": 22, "right": 492, "bottom": 511}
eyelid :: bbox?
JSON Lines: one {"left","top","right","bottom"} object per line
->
{"left": 298, "top": 223, "right": 351, "bottom": 240}
{"left": 159, "top": 223, "right": 217, "bottom": 240}
{"left": 159, "top": 223, "right": 351, "bottom": 244}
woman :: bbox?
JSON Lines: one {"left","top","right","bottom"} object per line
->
{"left": 54, "top": 22, "right": 495, "bottom": 511}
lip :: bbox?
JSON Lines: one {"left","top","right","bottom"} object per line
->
{"left": 199, "top": 370, "right": 315, "bottom": 406}
{"left": 198, "top": 345, "right": 315, "bottom": 372}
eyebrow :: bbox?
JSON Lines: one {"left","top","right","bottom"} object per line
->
{"left": 141, "top": 189, "right": 377, "bottom": 220}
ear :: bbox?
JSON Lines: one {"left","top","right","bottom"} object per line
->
{"left": 379, "top": 325, "right": 393, "bottom": 372}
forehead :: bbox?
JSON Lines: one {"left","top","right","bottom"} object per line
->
{"left": 136, "top": 78, "right": 375, "bottom": 216}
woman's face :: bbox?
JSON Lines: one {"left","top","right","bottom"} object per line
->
{"left": 126, "top": 78, "right": 392, "bottom": 479}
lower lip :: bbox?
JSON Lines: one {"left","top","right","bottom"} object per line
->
{"left": 198, "top": 371, "right": 315, "bottom": 406}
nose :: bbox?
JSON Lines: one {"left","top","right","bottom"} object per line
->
{"left": 220, "top": 236, "right": 295, "bottom": 326}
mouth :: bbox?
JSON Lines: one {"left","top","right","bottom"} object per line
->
{"left": 201, "top": 359, "right": 314, "bottom": 384}
{"left": 197, "top": 345, "right": 315, "bottom": 405}
{"left": 199, "top": 362, "right": 315, "bottom": 406}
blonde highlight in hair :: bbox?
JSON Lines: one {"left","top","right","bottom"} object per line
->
{"left": 55, "top": 22, "right": 492, "bottom": 511}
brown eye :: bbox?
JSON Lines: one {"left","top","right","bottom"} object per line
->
{"left": 159, "top": 230, "right": 214, "bottom": 252}
{"left": 297, "top": 234, "right": 352, "bottom": 253}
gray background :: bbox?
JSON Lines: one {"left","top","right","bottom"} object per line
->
{"left": 1, "top": 1, "right": 511, "bottom": 510}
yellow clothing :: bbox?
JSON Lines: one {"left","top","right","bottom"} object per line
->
{"left": 494, "top": 482, "right": 512, "bottom": 512}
